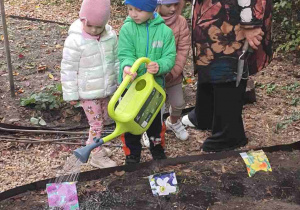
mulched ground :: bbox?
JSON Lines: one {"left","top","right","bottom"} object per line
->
{"left": 0, "top": 0, "right": 299, "bottom": 206}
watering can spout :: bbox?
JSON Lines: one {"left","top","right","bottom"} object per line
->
{"left": 73, "top": 138, "right": 104, "bottom": 163}
{"left": 73, "top": 125, "right": 122, "bottom": 163}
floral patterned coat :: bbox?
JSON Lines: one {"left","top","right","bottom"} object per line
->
{"left": 191, "top": 0, "right": 272, "bottom": 83}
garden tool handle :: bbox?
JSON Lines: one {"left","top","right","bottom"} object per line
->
{"left": 108, "top": 57, "right": 151, "bottom": 121}
{"left": 236, "top": 41, "right": 249, "bottom": 87}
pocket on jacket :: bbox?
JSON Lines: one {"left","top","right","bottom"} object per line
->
{"left": 85, "top": 78, "right": 104, "bottom": 91}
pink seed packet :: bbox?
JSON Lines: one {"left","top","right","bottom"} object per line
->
{"left": 46, "top": 182, "right": 79, "bottom": 209}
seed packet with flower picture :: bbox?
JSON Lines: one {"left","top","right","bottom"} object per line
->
{"left": 148, "top": 171, "right": 178, "bottom": 196}
{"left": 46, "top": 182, "right": 79, "bottom": 209}
{"left": 240, "top": 150, "right": 272, "bottom": 177}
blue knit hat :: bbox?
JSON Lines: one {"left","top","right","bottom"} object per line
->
{"left": 157, "top": 0, "right": 180, "bottom": 4}
{"left": 125, "top": 0, "right": 157, "bottom": 12}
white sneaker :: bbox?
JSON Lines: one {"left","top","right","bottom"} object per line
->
{"left": 181, "top": 115, "right": 196, "bottom": 128}
{"left": 141, "top": 132, "right": 150, "bottom": 148}
{"left": 102, "top": 147, "right": 112, "bottom": 157}
{"left": 90, "top": 148, "right": 117, "bottom": 168}
{"left": 166, "top": 117, "right": 189, "bottom": 141}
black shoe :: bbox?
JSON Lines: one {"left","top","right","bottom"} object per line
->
{"left": 202, "top": 138, "right": 248, "bottom": 152}
{"left": 125, "top": 155, "right": 140, "bottom": 165}
{"left": 151, "top": 145, "right": 167, "bottom": 160}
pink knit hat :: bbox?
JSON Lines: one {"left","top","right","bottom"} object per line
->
{"left": 79, "top": 0, "right": 111, "bottom": 26}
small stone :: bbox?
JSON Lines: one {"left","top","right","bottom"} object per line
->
{"left": 9, "top": 118, "right": 20, "bottom": 122}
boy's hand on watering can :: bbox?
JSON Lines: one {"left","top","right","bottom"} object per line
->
{"left": 147, "top": 62, "right": 159, "bottom": 74}
{"left": 123, "top": 66, "right": 136, "bottom": 81}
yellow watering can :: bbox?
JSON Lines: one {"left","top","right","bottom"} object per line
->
{"left": 74, "top": 57, "right": 166, "bottom": 163}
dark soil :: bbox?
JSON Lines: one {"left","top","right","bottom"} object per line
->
{"left": 1, "top": 150, "right": 300, "bottom": 210}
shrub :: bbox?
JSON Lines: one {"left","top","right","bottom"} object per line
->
{"left": 20, "top": 84, "right": 64, "bottom": 110}
{"left": 273, "top": 0, "right": 300, "bottom": 53}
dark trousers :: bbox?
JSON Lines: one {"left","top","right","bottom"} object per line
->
{"left": 188, "top": 80, "right": 248, "bottom": 151}
{"left": 121, "top": 111, "right": 166, "bottom": 157}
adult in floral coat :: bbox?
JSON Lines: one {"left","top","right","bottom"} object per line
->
{"left": 182, "top": 0, "right": 272, "bottom": 152}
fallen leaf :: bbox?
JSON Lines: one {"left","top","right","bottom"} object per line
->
{"left": 18, "top": 54, "right": 24, "bottom": 59}
{"left": 17, "top": 88, "right": 25, "bottom": 94}
{"left": 9, "top": 118, "right": 20, "bottom": 122}
{"left": 30, "top": 117, "right": 39, "bottom": 125}
{"left": 0, "top": 35, "right": 4, "bottom": 41}
{"left": 13, "top": 71, "right": 19, "bottom": 76}
{"left": 50, "top": 151, "right": 59, "bottom": 158}
{"left": 114, "top": 170, "right": 125, "bottom": 176}
{"left": 37, "top": 64, "right": 48, "bottom": 72}
{"left": 221, "top": 165, "right": 226, "bottom": 173}
{"left": 61, "top": 145, "right": 71, "bottom": 152}
{"left": 48, "top": 73, "right": 54, "bottom": 79}
{"left": 55, "top": 44, "right": 62, "bottom": 49}
{"left": 50, "top": 165, "right": 61, "bottom": 169}
{"left": 73, "top": 113, "right": 82, "bottom": 122}
{"left": 39, "top": 118, "right": 47, "bottom": 126}
{"left": 25, "top": 63, "right": 36, "bottom": 69}
{"left": 39, "top": 190, "right": 47, "bottom": 195}
{"left": 54, "top": 65, "right": 61, "bottom": 70}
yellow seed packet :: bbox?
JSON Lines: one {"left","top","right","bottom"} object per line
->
{"left": 240, "top": 150, "right": 272, "bottom": 177}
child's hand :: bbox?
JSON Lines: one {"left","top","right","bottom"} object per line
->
{"left": 123, "top": 66, "right": 137, "bottom": 81}
{"left": 242, "top": 28, "right": 264, "bottom": 50}
{"left": 70, "top": 101, "right": 78, "bottom": 105}
{"left": 147, "top": 62, "right": 159, "bottom": 74}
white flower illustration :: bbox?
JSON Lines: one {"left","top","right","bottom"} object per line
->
{"left": 155, "top": 177, "right": 177, "bottom": 196}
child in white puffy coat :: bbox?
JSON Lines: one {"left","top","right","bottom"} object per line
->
{"left": 60, "top": 0, "right": 119, "bottom": 169}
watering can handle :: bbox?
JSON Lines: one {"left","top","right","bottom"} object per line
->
{"left": 108, "top": 57, "right": 151, "bottom": 120}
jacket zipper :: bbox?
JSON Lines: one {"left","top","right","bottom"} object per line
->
{"left": 98, "top": 41, "right": 106, "bottom": 96}
{"left": 144, "top": 21, "right": 150, "bottom": 75}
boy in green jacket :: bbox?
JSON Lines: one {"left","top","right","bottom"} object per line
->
{"left": 118, "top": 0, "right": 176, "bottom": 164}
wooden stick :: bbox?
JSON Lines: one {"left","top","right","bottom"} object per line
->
{"left": 0, "top": 0, "right": 15, "bottom": 97}
{"left": 0, "top": 135, "right": 84, "bottom": 141}
{"left": 0, "top": 126, "right": 88, "bottom": 135}
{"left": 0, "top": 139, "right": 84, "bottom": 145}
{"left": 8, "top": 15, "right": 70, "bottom": 25}
{"left": 0, "top": 126, "right": 114, "bottom": 135}
{"left": 0, "top": 136, "right": 124, "bottom": 147}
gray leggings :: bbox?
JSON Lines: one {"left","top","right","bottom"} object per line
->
{"left": 166, "top": 83, "right": 185, "bottom": 117}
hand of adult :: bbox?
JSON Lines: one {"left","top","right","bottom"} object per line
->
{"left": 147, "top": 62, "right": 159, "bottom": 74}
{"left": 123, "top": 66, "right": 136, "bottom": 81}
{"left": 243, "top": 28, "right": 264, "bottom": 50}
